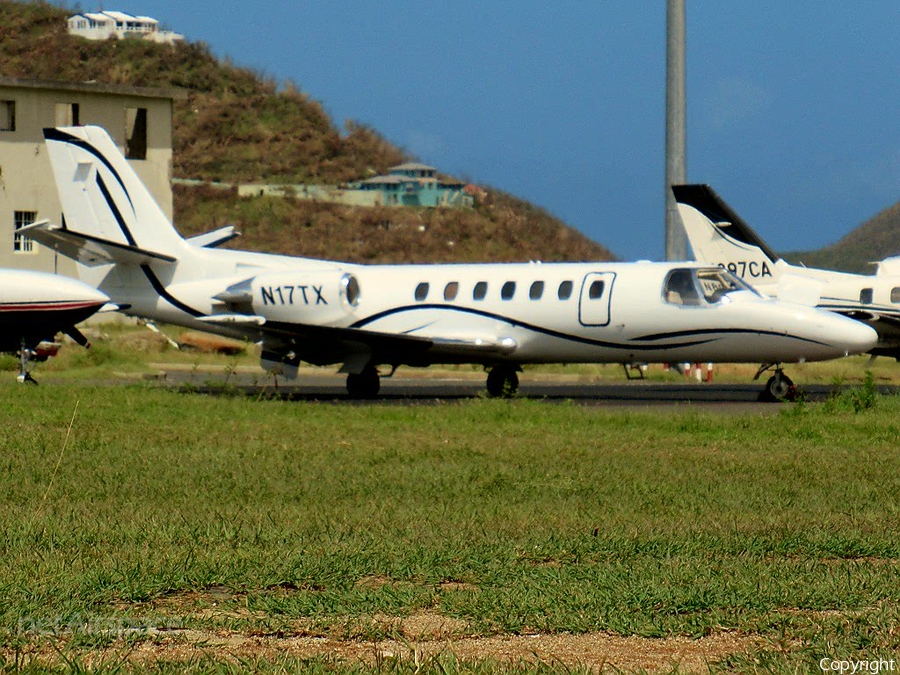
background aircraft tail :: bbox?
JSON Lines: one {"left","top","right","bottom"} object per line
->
{"left": 43, "top": 126, "right": 189, "bottom": 262}
{"left": 673, "top": 184, "right": 780, "bottom": 283}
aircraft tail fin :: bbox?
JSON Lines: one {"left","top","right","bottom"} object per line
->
{"left": 673, "top": 184, "right": 780, "bottom": 282}
{"left": 43, "top": 126, "right": 188, "bottom": 264}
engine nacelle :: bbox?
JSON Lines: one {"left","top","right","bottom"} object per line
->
{"left": 249, "top": 270, "right": 361, "bottom": 326}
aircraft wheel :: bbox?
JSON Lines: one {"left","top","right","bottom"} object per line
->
{"left": 346, "top": 365, "right": 380, "bottom": 399}
{"left": 486, "top": 366, "right": 519, "bottom": 398}
{"left": 760, "top": 372, "right": 794, "bottom": 402}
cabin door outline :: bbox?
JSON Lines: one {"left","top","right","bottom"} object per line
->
{"left": 578, "top": 272, "right": 615, "bottom": 327}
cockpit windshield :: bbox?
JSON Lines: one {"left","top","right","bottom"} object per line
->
{"left": 664, "top": 267, "right": 758, "bottom": 307}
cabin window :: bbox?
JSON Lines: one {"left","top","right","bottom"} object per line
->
{"left": 0, "top": 100, "right": 15, "bottom": 132}
{"left": 443, "top": 281, "right": 459, "bottom": 301}
{"left": 664, "top": 269, "right": 702, "bottom": 306}
{"left": 860, "top": 288, "right": 874, "bottom": 305}
{"left": 891, "top": 287, "right": 900, "bottom": 304}
{"left": 414, "top": 282, "right": 429, "bottom": 301}
{"left": 13, "top": 211, "right": 36, "bottom": 253}
{"left": 529, "top": 281, "right": 544, "bottom": 300}
{"left": 501, "top": 281, "right": 516, "bottom": 300}
{"left": 473, "top": 281, "right": 487, "bottom": 300}
{"left": 558, "top": 280, "right": 573, "bottom": 300}
{"left": 125, "top": 107, "right": 148, "bottom": 160}
{"left": 588, "top": 280, "right": 605, "bottom": 300}
{"left": 55, "top": 102, "right": 80, "bottom": 127}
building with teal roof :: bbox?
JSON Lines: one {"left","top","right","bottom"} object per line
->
{"left": 352, "top": 163, "right": 473, "bottom": 207}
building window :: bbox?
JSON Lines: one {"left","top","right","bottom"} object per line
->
{"left": 0, "top": 101, "right": 15, "bottom": 132}
{"left": 473, "top": 281, "right": 487, "bottom": 301}
{"left": 125, "top": 107, "right": 147, "bottom": 159}
{"left": 414, "top": 282, "right": 429, "bottom": 301}
{"left": 501, "top": 281, "right": 516, "bottom": 301}
{"left": 558, "top": 280, "right": 573, "bottom": 300}
{"left": 860, "top": 288, "right": 874, "bottom": 305}
{"left": 55, "top": 102, "right": 80, "bottom": 127}
{"left": 443, "top": 282, "right": 459, "bottom": 301}
{"left": 14, "top": 211, "right": 36, "bottom": 253}
{"left": 529, "top": 281, "right": 544, "bottom": 300}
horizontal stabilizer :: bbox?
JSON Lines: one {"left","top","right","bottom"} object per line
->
{"left": 20, "top": 221, "right": 175, "bottom": 267}
{"left": 876, "top": 256, "right": 900, "bottom": 277}
{"left": 187, "top": 226, "right": 240, "bottom": 249}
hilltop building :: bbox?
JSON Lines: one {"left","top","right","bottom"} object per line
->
{"left": 0, "top": 77, "right": 185, "bottom": 273}
{"left": 352, "top": 163, "right": 473, "bottom": 207}
{"left": 229, "top": 162, "right": 475, "bottom": 208}
{"left": 67, "top": 11, "right": 184, "bottom": 44}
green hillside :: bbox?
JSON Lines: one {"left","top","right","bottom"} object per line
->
{"left": 0, "top": 0, "right": 613, "bottom": 263}
{"left": 783, "top": 201, "right": 900, "bottom": 273}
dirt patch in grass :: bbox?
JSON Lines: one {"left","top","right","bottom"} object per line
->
{"left": 8, "top": 621, "right": 759, "bottom": 673}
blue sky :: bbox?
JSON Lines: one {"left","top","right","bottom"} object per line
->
{"left": 64, "top": 2, "right": 900, "bottom": 261}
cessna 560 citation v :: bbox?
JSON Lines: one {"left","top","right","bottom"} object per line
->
{"left": 22, "top": 126, "right": 877, "bottom": 399}
{"left": 0, "top": 268, "right": 108, "bottom": 382}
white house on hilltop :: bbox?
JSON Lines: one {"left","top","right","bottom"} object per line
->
{"left": 67, "top": 11, "right": 184, "bottom": 44}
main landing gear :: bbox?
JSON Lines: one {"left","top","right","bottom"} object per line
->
{"left": 16, "top": 338, "right": 37, "bottom": 385}
{"left": 755, "top": 364, "right": 796, "bottom": 402}
{"left": 486, "top": 365, "right": 519, "bottom": 398}
{"left": 345, "top": 364, "right": 381, "bottom": 399}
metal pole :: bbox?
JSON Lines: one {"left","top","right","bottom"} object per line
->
{"left": 665, "top": 0, "right": 687, "bottom": 260}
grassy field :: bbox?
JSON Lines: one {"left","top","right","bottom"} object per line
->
{"left": 2, "top": 368, "right": 900, "bottom": 673}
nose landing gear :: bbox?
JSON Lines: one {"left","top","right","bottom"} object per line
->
{"left": 755, "top": 364, "right": 796, "bottom": 402}
{"left": 16, "top": 338, "right": 38, "bottom": 385}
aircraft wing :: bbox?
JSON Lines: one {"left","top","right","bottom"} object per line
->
{"left": 20, "top": 221, "right": 176, "bottom": 267}
{"left": 255, "top": 320, "right": 516, "bottom": 368}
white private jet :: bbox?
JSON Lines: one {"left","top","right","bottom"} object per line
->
{"left": 674, "top": 184, "right": 900, "bottom": 362}
{"left": 22, "top": 126, "right": 878, "bottom": 399}
{"left": 0, "top": 268, "right": 108, "bottom": 382}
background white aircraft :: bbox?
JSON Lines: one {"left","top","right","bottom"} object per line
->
{"left": 0, "top": 268, "right": 108, "bottom": 382}
{"left": 674, "top": 184, "right": 900, "bottom": 360}
{"left": 23, "top": 126, "right": 877, "bottom": 399}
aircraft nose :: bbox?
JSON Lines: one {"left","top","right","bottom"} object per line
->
{"left": 92, "top": 288, "right": 110, "bottom": 304}
{"left": 53, "top": 275, "right": 109, "bottom": 306}
{"left": 84, "top": 286, "right": 109, "bottom": 304}
{"left": 822, "top": 313, "right": 878, "bottom": 357}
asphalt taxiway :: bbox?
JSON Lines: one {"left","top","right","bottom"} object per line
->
{"left": 146, "top": 366, "right": 884, "bottom": 411}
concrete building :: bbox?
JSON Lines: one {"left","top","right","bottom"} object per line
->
{"left": 216, "top": 162, "right": 475, "bottom": 209}
{"left": 352, "top": 163, "right": 473, "bottom": 208}
{"left": 68, "top": 11, "right": 184, "bottom": 44}
{"left": 0, "top": 76, "right": 186, "bottom": 274}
